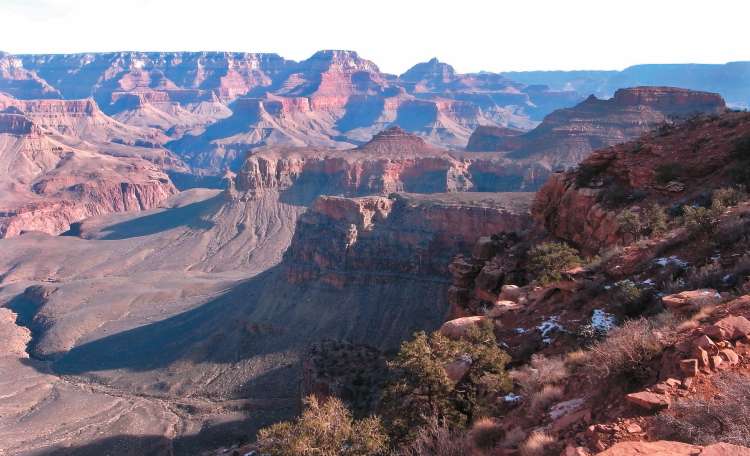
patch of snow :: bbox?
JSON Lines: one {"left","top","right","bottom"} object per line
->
{"left": 538, "top": 316, "right": 564, "bottom": 344}
{"left": 655, "top": 256, "right": 689, "bottom": 269}
{"left": 514, "top": 327, "right": 527, "bottom": 334}
{"left": 641, "top": 279, "right": 656, "bottom": 287}
{"left": 504, "top": 393, "right": 522, "bottom": 403}
{"left": 591, "top": 309, "right": 616, "bottom": 332}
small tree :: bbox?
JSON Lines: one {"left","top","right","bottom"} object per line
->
{"left": 682, "top": 203, "right": 722, "bottom": 236}
{"left": 616, "top": 208, "right": 643, "bottom": 243}
{"left": 381, "top": 321, "right": 511, "bottom": 443}
{"left": 257, "top": 396, "right": 389, "bottom": 456}
{"left": 644, "top": 203, "right": 668, "bottom": 237}
{"left": 527, "top": 242, "right": 582, "bottom": 284}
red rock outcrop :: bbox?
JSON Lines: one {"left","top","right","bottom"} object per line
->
{"left": 532, "top": 110, "right": 750, "bottom": 253}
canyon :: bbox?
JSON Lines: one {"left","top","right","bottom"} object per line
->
{"left": 0, "top": 48, "right": 749, "bottom": 455}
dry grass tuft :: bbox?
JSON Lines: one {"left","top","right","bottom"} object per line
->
{"left": 468, "top": 417, "right": 505, "bottom": 451}
{"left": 519, "top": 431, "right": 556, "bottom": 456}
{"left": 584, "top": 317, "right": 665, "bottom": 381}
{"left": 530, "top": 385, "right": 564, "bottom": 413}
{"left": 400, "top": 417, "right": 471, "bottom": 456}
{"left": 510, "top": 354, "right": 568, "bottom": 397}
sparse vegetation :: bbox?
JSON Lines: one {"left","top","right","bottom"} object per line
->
{"left": 584, "top": 317, "right": 666, "bottom": 383}
{"left": 713, "top": 186, "right": 746, "bottom": 207}
{"left": 616, "top": 208, "right": 643, "bottom": 243}
{"left": 510, "top": 354, "right": 568, "bottom": 399}
{"left": 681, "top": 203, "right": 723, "bottom": 236}
{"left": 399, "top": 417, "right": 470, "bottom": 456}
{"left": 256, "top": 396, "right": 389, "bottom": 456}
{"left": 399, "top": 418, "right": 470, "bottom": 456}
{"left": 519, "top": 431, "right": 556, "bottom": 456}
{"left": 643, "top": 203, "right": 669, "bottom": 237}
{"left": 467, "top": 418, "right": 505, "bottom": 451}
{"left": 653, "top": 373, "right": 750, "bottom": 446}
{"left": 527, "top": 242, "right": 582, "bottom": 284}
{"left": 529, "top": 384, "right": 564, "bottom": 413}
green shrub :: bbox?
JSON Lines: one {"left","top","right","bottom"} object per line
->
{"left": 527, "top": 242, "right": 582, "bottom": 284}
{"left": 616, "top": 209, "right": 643, "bottom": 243}
{"left": 575, "top": 162, "right": 609, "bottom": 188}
{"left": 644, "top": 203, "right": 669, "bottom": 237}
{"left": 681, "top": 204, "right": 722, "bottom": 235}
{"left": 257, "top": 396, "right": 389, "bottom": 456}
{"left": 713, "top": 186, "right": 746, "bottom": 208}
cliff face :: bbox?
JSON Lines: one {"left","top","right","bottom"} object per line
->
{"left": 233, "top": 126, "right": 554, "bottom": 195}
{"left": 532, "top": 111, "right": 750, "bottom": 253}
{"left": 284, "top": 192, "right": 534, "bottom": 288}
{"left": 0, "top": 98, "right": 177, "bottom": 238}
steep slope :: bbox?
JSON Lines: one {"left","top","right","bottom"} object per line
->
{"left": 533, "top": 110, "right": 750, "bottom": 253}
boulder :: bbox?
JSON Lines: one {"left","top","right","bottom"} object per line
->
{"left": 679, "top": 359, "right": 699, "bottom": 377}
{"left": 718, "top": 348, "right": 740, "bottom": 366}
{"left": 710, "top": 355, "right": 724, "bottom": 370}
{"left": 705, "top": 315, "right": 750, "bottom": 341}
{"left": 487, "top": 300, "right": 520, "bottom": 317}
{"left": 692, "top": 346, "right": 711, "bottom": 369}
{"left": 662, "top": 289, "right": 721, "bottom": 310}
{"left": 498, "top": 284, "right": 521, "bottom": 302}
{"left": 693, "top": 335, "right": 718, "bottom": 352}
{"left": 439, "top": 316, "right": 486, "bottom": 339}
{"left": 626, "top": 391, "right": 671, "bottom": 410}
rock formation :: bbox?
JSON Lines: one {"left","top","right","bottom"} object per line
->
{"left": 284, "top": 192, "right": 533, "bottom": 287}
{"left": 0, "top": 95, "right": 178, "bottom": 237}
{"left": 467, "top": 87, "right": 726, "bottom": 169}
{"left": 532, "top": 110, "right": 750, "bottom": 253}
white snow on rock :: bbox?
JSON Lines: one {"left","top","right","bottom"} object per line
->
{"left": 591, "top": 309, "right": 616, "bottom": 332}
{"left": 655, "top": 256, "right": 689, "bottom": 268}
{"left": 538, "top": 316, "right": 564, "bottom": 344}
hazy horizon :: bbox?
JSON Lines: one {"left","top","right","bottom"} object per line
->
{"left": 2, "top": 0, "right": 748, "bottom": 74}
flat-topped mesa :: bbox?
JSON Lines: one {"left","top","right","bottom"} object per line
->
{"left": 357, "top": 126, "right": 434, "bottom": 154}
{"left": 22, "top": 98, "right": 98, "bottom": 114}
{"left": 466, "top": 86, "right": 728, "bottom": 172}
{"left": 611, "top": 86, "right": 726, "bottom": 114}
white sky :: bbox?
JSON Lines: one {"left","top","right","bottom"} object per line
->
{"left": 1, "top": 0, "right": 748, "bottom": 74}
